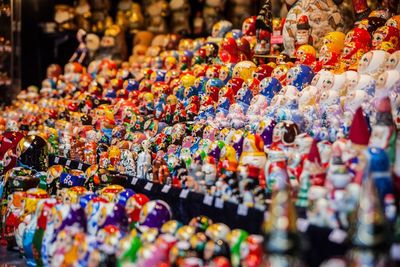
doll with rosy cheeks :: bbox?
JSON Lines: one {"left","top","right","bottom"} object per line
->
{"left": 318, "top": 89, "right": 340, "bottom": 114}
{"left": 341, "top": 41, "right": 366, "bottom": 71}
{"left": 246, "top": 94, "right": 268, "bottom": 122}
{"left": 374, "top": 70, "right": 400, "bottom": 110}
{"left": 385, "top": 51, "right": 400, "bottom": 71}
{"left": 298, "top": 85, "right": 318, "bottom": 112}
{"left": 372, "top": 26, "right": 400, "bottom": 50}
{"left": 295, "top": 44, "right": 316, "bottom": 66}
{"left": 227, "top": 103, "right": 247, "bottom": 129}
{"left": 219, "top": 65, "right": 231, "bottom": 83}
{"left": 312, "top": 70, "right": 335, "bottom": 92}
{"left": 358, "top": 50, "right": 390, "bottom": 78}
{"left": 271, "top": 64, "right": 290, "bottom": 85}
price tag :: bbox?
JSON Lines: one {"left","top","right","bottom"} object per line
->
{"left": 328, "top": 229, "right": 347, "bottom": 244}
{"left": 77, "top": 163, "right": 83, "bottom": 170}
{"left": 203, "top": 194, "right": 213, "bottom": 206}
{"left": 237, "top": 204, "right": 248, "bottom": 216}
{"left": 66, "top": 160, "right": 71, "bottom": 166}
{"left": 214, "top": 198, "right": 224, "bottom": 209}
{"left": 54, "top": 157, "right": 60, "bottom": 164}
{"left": 296, "top": 218, "right": 309, "bottom": 233}
{"left": 391, "top": 244, "right": 400, "bottom": 260}
{"left": 179, "top": 189, "right": 189, "bottom": 199}
{"left": 131, "top": 178, "right": 138, "bottom": 185}
{"left": 144, "top": 182, "right": 153, "bottom": 191}
{"left": 161, "top": 185, "right": 171, "bottom": 193}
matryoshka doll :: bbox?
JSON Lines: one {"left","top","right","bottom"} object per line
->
{"left": 270, "top": 120, "right": 299, "bottom": 152}
{"left": 286, "top": 64, "right": 314, "bottom": 91}
{"left": 125, "top": 193, "right": 149, "bottom": 230}
{"left": 341, "top": 28, "right": 371, "bottom": 71}
{"left": 15, "top": 188, "right": 48, "bottom": 253}
{"left": 319, "top": 31, "right": 345, "bottom": 59}
{"left": 372, "top": 25, "right": 400, "bottom": 51}
{"left": 295, "top": 44, "right": 316, "bottom": 67}
{"left": 385, "top": 50, "right": 400, "bottom": 71}
{"left": 358, "top": 50, "right": 390, "bottom": 78}
{"left": 246, "top": 94, "right": 268, "bottom": 122}
{"left": 219, "top": 37, "right": 239, "bottom": 64}
{"left": 32, "top": 198, "right": 57, "bottom": 266}
{"left": 138, "top": 200, "right": 172, "bottom": 230}
{"left": 232, "top": 60, "right": 257, "bottom": 81}
{"left": 3, "top": 190, "right": 26, "bottom": 249}
{"left": 271, "top": 64, "right": 290, "bottom": 85}
{"left": 240, "top": 134, "right": 267, "bottom": 170}
{"left": 265, "top": 147, "right": 290, "bottom": 193}
{"left": 258, "top": 77, "right": 282, "bottom": 105}
{"left": 241, "top": 16, "right": 257, "bottom": 47}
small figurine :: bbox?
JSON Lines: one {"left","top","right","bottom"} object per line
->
{"left": 144, "top": 0, "right": 168, "bottom": 34}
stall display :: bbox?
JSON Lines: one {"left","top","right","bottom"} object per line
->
{"left": 1, "top": 1, "right": 400, "bottom": 267}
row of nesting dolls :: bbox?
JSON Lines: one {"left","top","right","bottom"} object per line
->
{"left": 3, "top": 163, "right": 396, "bottom": 267}
{"left": 3, "top": 175, "right": 263, "bottom": 267}
{"left": 1, "top": 95, "right": 398, "bottom": 233}
{"left": 24, "top": 47, "right": 400, "bottom": 140}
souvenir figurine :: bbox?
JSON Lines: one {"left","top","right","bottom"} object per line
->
{"left": 16, "top": 135, "right": 48, "bottom": 172}
{"left": 3, "top": 191, "right": 26, "bottom": 249}
{"left": 286, "top": 64, "right": 314, "bottom": 91}
{"left": 31, "top": 198, "right": 57, "bottom": 266}
{"left": 295, "top": 44, "right": 316, "bottom": 66}
{"left": 347, "top": 178, "right": 391, "bottom": 266}
{"left": 136, "top": 140, "right": 152, "bottom": 180}
{"left": 259, "top": 77, "right": 282, "bottom": 105}
{"left": 210, "top": 20, "right": 233, "bottom": 43}
{"left": 358, "top": 50, "right": 390, "bottom": 78}
{"left": 270, "top": 120, "right": 300, "bottom": 151}
{"left": 372, "top": 25, "right": 400, "bottom": 51}
{"left": 265, "top": 147, "right": 289, "bottom": 193}
{"left": 69, "top": 29, "right": 89, "bottom": 65}
{"left": 15, "top": 188, "right": 48, "bottom": 253}
{"left": 199, "top": 156, "right": 217, "bottom": 194}
{"left": 262, "top": 183, "right": 301, "bottom": 266}
{"left": 144, "top": 0, "right": 168, "bottom": 34}
{"left": 138, "top": 200, "right": 172, "bottom": 230}
{"left": 203, "top": 0, "right": 227, "bottom": 34}
{"left": 367, "top": 147, "right": 394, "bottom": 209}
{"left": 118, "top": 149, "right": 136, "bottom": 176}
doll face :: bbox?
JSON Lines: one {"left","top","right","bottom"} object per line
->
{"left": 358, "top": 51, "right": 373, "bottom": 71}
{"left": 372, "top": 29, "right": 385, "bottom": 48}
{"left": 385, "top": 51, "right": 400, "bottom": 70}
{"left": 296, "top": 29, "right": 310, "bottom": 45}
{"left": 376, "top": 71, "right": 388, "bottom": 89}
